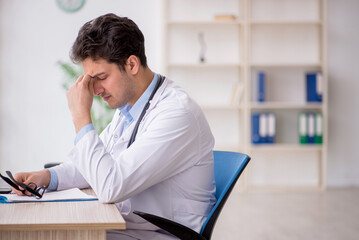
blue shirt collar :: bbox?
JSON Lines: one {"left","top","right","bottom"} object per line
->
{"left": 118, "top": 73, "right": 159, "bottom": 125}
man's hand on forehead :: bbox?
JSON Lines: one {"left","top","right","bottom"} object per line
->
{"left": 66, "top": 73, "right": 94, "bottom": 133}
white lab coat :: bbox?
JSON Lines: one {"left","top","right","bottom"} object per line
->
{"left": 52, "top": 78, "right": 216, "bottom": 239}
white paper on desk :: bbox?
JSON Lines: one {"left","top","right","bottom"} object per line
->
{"left": 0, "top": 188, "right": 98, "bottom": 203}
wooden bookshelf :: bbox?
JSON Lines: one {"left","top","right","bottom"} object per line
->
{"left": 163, "top": 0, "right": 327, "bottom": 190}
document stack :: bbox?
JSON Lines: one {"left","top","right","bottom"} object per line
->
{"left": 298, "top": 112, "right": 323, "bottom": 144}
{"left": 252, "top": 113, "right": 276, "bottom": 144}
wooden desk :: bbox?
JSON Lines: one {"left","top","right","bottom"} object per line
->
{"left": 0, "top": 189, "right": 125, "bottom": 240}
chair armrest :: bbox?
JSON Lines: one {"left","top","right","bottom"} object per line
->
{"left": 133, "top": 210, "right": 206, "bottom": 240}
{"left": 44, "top": 162, "right": 62, "bottom": 169}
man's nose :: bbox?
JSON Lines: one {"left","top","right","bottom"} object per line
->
{"left": 93, "top": 80, "right": 104, "bottom": 96}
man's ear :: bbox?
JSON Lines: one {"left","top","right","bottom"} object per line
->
{"left": 125, "top": 55, "right": 140, "bottom": 75}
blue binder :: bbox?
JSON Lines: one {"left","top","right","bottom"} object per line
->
{"left": 306, "top": 72, "right": 323, "bottom": 102}
{"left": 252, "top": 113, "right": 261, "bottom": 144}
{"left": 257, "top": 72, "right": 266, "bottom": 102}
{"left": 252, "top": 113, "right": 277, "bottom": 144}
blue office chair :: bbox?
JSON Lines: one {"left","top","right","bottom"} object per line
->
{"left": 133, "top": 150, "right": 251, "bottom": 240}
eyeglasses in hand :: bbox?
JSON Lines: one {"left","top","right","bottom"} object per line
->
{"left": 0, "top": 171, "right": 46, "bottom": 199}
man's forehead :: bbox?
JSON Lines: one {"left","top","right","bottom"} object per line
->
{"left": 82, "top": 58, "right": 110, "bottom": 76}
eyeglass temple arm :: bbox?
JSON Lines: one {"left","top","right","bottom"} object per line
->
{"left": 6, "top": 171, "right": 42, "bottom": 198}
{"left": 0, "top": 172, "right": 21, "bottom": 191}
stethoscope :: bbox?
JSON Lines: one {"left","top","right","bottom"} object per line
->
{"left": 105, "top": 74, "right": 165, "bottom": 152}
{"left": 127, "top": 74, "right": 165, "bottom": 148}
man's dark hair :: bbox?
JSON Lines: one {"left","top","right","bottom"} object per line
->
{"left": 71, "top": 13, "right": 147, "bottom": 70}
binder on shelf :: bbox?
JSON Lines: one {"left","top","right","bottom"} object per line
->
{"left": 252, "top": 112, "right": 276, "bottom": 144}
{"left": 257, "top": 72, "right": 266, "bottom": 102}
{"left": 298, "top": 113, "right": 308, "bottom": 144}
{"left": 315, "top": 113, "right": 323, "bottom": 144}
{"left": 307, "top": 113, "right": 315, "bottom": 144}
{"left": 252, "top": 113, "right": 261, "bottom": 144}
{"left": 267, "top": 113, "right": 276, "bottom": 144}
{"left": 259, "top": 113, "right": 267, "bottom": 143}
{"left": 298, "top": 112, "right": 323, "bottom": 145}
{"left": 306, "top": 72, "right": 323, "bottom": 102}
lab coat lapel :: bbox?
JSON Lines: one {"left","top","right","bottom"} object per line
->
{"left": 131, "top": 78, "right": 169, "bottom": 135}
{"left": 109, "top": 109, "right": 122, "bottom": 134}
{"left": 113, "top": 77, "right": 169, "bottom": 150}
{"left": 144, "top": 77, "right": 169, "bottom": 114}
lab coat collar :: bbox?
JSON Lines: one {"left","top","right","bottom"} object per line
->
{"left": 121, "top": 76, "right": 169, "bottom": 138}
{"left": 145, "top": 75, "right": 168, "bottom": 113}
{"left": 108, "top": 76, "right": 168, "bottom": 136}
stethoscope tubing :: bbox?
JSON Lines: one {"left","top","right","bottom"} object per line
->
{"left": 105, "top": 75, "right": 165, "bottom": 152}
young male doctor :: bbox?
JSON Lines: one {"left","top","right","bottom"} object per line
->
{"left": 12, "top": 13, "right": 216, "bottom": 240}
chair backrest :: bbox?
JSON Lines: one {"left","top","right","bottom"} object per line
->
{"left": 200, "top": 151, "right": 251, "bottom": 239}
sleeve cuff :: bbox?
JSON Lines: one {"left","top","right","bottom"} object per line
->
{"left": 74, "top": 123, "right": 95, "bottom": 145}
{"left": 47, "top": 168, "right": 59, "bottom": 191}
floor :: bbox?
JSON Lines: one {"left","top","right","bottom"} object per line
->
{"left": 212, "top": 187, "right": 359, "bottom": 240}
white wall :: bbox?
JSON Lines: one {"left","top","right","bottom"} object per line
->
{"left": 327, "top": 0, "right": 359, "bottom": 186}
{"left": 0, "top": 0, "right": 163, "bottom": 172}
{"left": 0, "top": 0, "right": 358, "bottom": 186}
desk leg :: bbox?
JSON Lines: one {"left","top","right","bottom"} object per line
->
{"left": 0, "top": 230, "right": 106, "bottom": 240}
